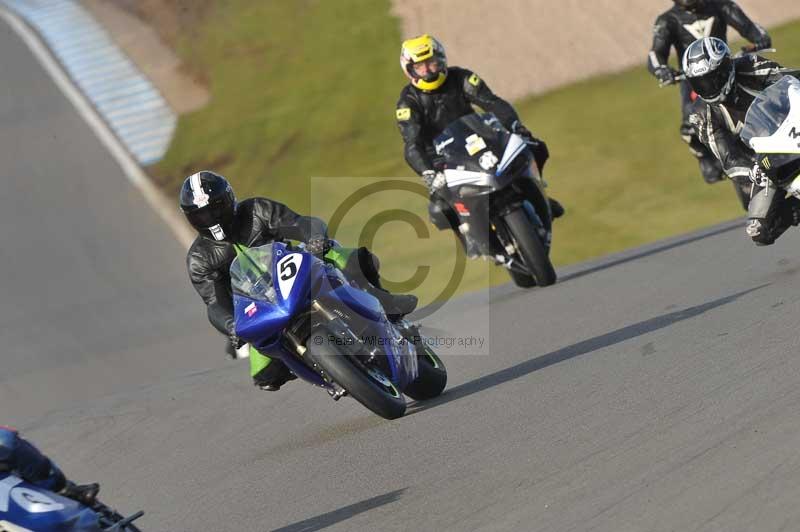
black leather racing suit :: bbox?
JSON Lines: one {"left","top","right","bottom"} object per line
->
{"left": 396, "top": 67, "right": 523, "bottom": 176}
{"left": 648, "top": 0, "right": 770, "bottom": 182}
{"left": 186, "top": 198, "right": 399, "bottom": 385}
{"left": 693, "top": 56, "right": 800, "bottom": 245}
{"left": 396, "top": 66, "right": 549, "bottom": 230}
{"left": 187, "top": 198, "right": 328, "bottom": 341}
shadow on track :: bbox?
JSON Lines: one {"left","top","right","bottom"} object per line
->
{"left": 270, "top": 488, "right": 406, "bottom": 532}
{"left": 410, "top": 284, "right": 768, "bottom": 414}
{"left": 557, "top": 220, "right": 742, "bottom": 284}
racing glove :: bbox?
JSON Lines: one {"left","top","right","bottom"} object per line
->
{"left": 689, "top": 113, "right": 708, "bottom": 145}
{"left": 753, "top": 32, "right": 772, "bottom": 52}
{"left": 655, "top": 66, "right": 677, "bottom": 86}
{"left": 510, "top": 120, "right": 533, "bottom": 138}
{"left": 305, "top": 236, "right": 333, "bottom": 257}
{"left": 749, "top": 164, "right": 770, "bottom": 187}
{"left": 422, "top": 170, "right": 446, "bottom": 194}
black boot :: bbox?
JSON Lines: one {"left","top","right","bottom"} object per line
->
{"left": 256, "top": 373, "right": 297, "bottom": 391}
{"left": 253, "top": 362, "right": 297, "bottom": 391}
{"left": 548, "top": 197, "right": 565, "bottom": 219}
{"left": 366, "top": 285, "right": 418, "bottom": 320}
{"left": 699, "top": 156, "right": 724, "bottom": 184}
{"left": 344, "top": 247, "right": 419, "bottom": 319}
{"left": 61, "top": 482, "right": 100, "bottom": 506}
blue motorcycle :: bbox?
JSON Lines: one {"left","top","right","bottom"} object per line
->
{"left": 0, "top": 473, "right": 143, "bottom": 531}
{"left": 231, "top": 242, "right": 447, "bottom": 419}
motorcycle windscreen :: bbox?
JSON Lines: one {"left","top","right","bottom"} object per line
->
{"left": 742, "top": 76, "right": 800, "bottom": 154}
{"left": 434, "top": 112, "right": 509, "bottom": 173}
{"left": 231, "top": 243, "right": 289, "bottom": 343}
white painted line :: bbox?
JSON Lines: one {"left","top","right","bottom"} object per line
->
{"left": 29, "top": 8, "right": 78, "bottom": 25}
{"left": 111, "top": 108, "right": 174, "bottom": 128}
{"left": 129, "top": 132, "right": 175, "bottom": 153}
{"left": 114, "top": 116, "right": 174, "bottom": 138}
{"left": 55, "top": 54, "right": 125, "bottom": 73}
{"left": 88, "top": 79, "right": 153, "bottom": 99}
{"left": 0, "top": 6, "right": 193, "bottom": 248}
{"left": 122, "top": 124, "right": 175, "bottom": 145}
{"left": 42, "top": 26, "right": 104, "bottom": 43}
{"left": 92, "top": 82, "right": 156, "bottom": 103}
{"left": 136, "top": 146, "right": 172, "bottom": 164}
{"left": 54, "top": 37, "right": 115, "bottom": 57}
{"left": 55, "top": 47, "right": 123, "bottom": 68}
{"left": 103, "top": 98, "right": 165, "bottom": 119}
{"left": 93, "top": 84, "right": 160, "bottom": 105}
{"left": 77, "top": 69, "right": 140, "bottom": 90}
{"left": 70, "top": 57, "right": 131, "bottom": 77}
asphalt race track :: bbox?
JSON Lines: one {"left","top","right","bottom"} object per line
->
{"left": 0, "top": 20, "right": 223, "bottom": 425}
{"left": 5, "top": 17, "right": 800, "bottom": 532}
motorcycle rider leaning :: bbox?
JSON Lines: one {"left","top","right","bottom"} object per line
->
{"left": 181, "top": 171, "right": 418, "bottom": 391}
{"left": 648, "top": 0, "right": 771, "bottom": 184}
{"left": 684, "top": 37, "right": 800, "bottom": 246}
{"left": 395, "top": 34, "right": 564, "bottom": 238}
{"left": 0, "top": 426, "right": 99, "bottom": 505}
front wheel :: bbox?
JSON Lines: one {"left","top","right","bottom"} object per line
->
{"left": 307, "top": 327, "right": 407, "bottom": 419}
{"left": 403, "top": 341, "right": 447, "bottom": 401}
{"left": 503, "top": 207, "right": 556, "bottom": 287}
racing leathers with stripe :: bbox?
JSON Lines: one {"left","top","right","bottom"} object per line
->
{"left": 693, "top": 56, "right": 800, "bottom": 245}
{"left": 648, "top": 0, "right": 770, "bottom": 183}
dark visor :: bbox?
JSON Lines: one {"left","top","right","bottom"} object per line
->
{"left": 185, "top": 201, "right": 228, "bottom": 229}
{"left": 689, "top": 61, "right": 731, "bottom": 100}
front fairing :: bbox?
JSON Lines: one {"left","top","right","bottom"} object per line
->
{"left": 742, "top": 76, "right": 800, "bottom": 184}
{"left": 0, "top": 474, "right": 100, "bottom": 531}
{"left": 435, "top": 113, "right": 508, "bottom": 168}
{"left": 434, "top": 112, "right": 536, "bottom": 199}
{"left": 318, "top": 285, "right": 418, "bottom": 388}
{"left": 232, "top": 242, "right": 317, "bottom": 346}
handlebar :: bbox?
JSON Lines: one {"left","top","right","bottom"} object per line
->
{"left": 735, "top": 46, "right": 776, "bottom": 58}
{"left": 659, "top": 72, "right": 686, "bottom": 88}
{"left": 659, "top": 47, "right": 776, "bottom": 88}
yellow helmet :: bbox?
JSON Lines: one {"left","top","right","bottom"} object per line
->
{"left": 400, "top": 34, "right": 448, "bottom": 92}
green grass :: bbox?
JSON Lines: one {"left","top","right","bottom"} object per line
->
{"left": 153, "top": 2, "right": 800, "bottom": 305}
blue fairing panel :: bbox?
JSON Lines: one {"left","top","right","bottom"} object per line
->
{"left": 0, "top": 473, "right": 99, "bottom": 531}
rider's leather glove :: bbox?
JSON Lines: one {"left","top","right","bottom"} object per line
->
{"left": 422, "top": 170, "right": 446, "bottom": 194}
{"left": 655, "top": 66, "right": 677, "bottom": 86}
{"left": 510, "top": 120, "right": 532, "bottom": 138}
{"left": 749, "top": 164, "right": 770, "bottom": 187}
{"left": 753, "top": 32, "right": 772, "bottom": 52}
{"left": 689, "top": 113, "right": 708, "bottom": 145}
{"left": 305, "top": 236, "right": 332, "bottom": 257}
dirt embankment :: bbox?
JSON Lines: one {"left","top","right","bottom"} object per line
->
{"left": 391, "top": 0, "right": 800, "bottom": 100}
{"left": 88, "top": 0, "right": 800, "bottom": 111}
{"left": 82, "top": 0, "right": 210, "bottom": 114}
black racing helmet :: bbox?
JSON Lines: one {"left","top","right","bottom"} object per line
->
{"left": 674, "top": 0, "right": 701, "bottom": 11}
{"left": 179, "top": 171, "right": 237, "bottom": 241}
{"left": 682, "top": 37, "right": 735, "bottom": 103}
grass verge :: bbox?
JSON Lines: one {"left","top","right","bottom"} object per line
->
{"left": 150, "top": 2, "right": 800, "bottom": 305}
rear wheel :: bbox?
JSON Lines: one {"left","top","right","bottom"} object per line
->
{"left": 403, "top": 341, "right": 447, "bottom": 400}
{"left": 307, "top": 327, "right": 406, "bottom": 419}
{"left": 503, "top": 207, "right": 556, "bottom": 287}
